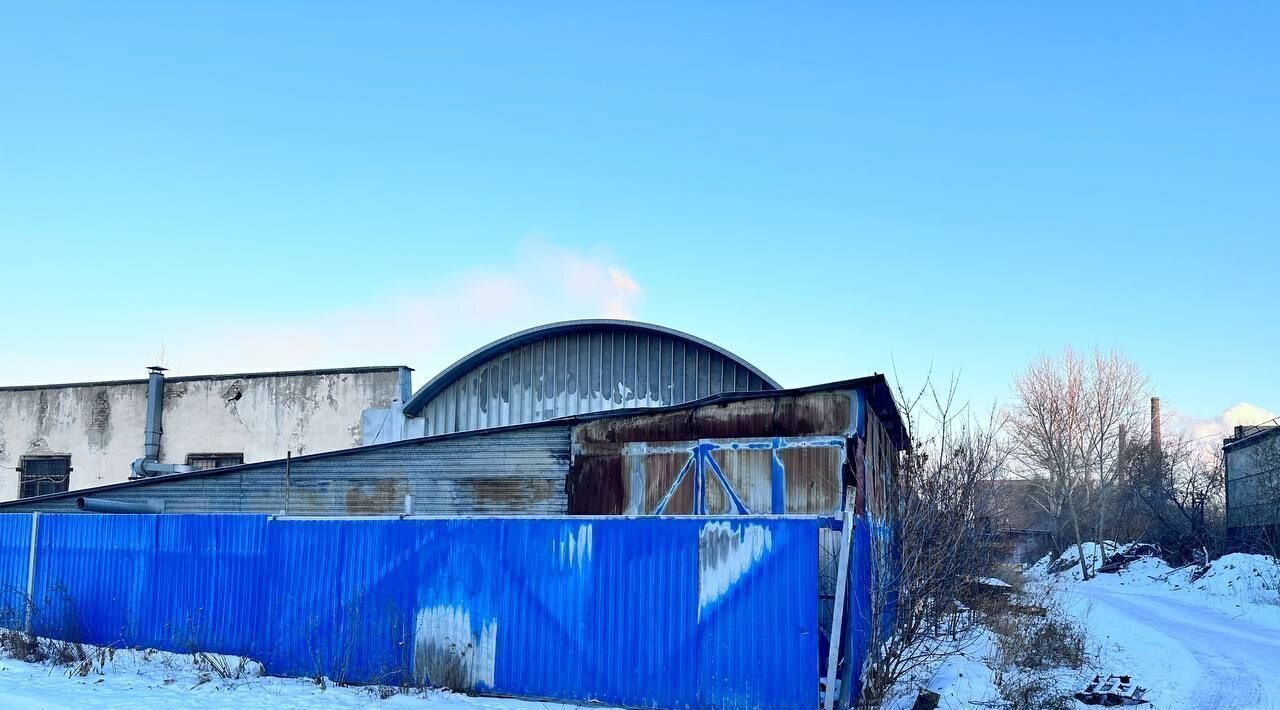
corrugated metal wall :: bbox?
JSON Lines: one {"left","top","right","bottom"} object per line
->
{"left": 1, "top": 426, "right": 572, "bottom": 516}
{"left": 0, "top": 514, "right": 31, "bottom": 628}
{"left": 420, "top": 330, "right": 772, "bottom": 436}
{"left": 3, "top": 513, "right": 819, "bottom": 710}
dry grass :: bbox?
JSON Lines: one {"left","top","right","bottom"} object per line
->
{"left": 976, "top": 586, "right": 1089, "bottom": 710}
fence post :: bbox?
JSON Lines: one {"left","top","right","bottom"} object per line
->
{"left": 24, "top": 511, "right": 40, "bottom": 636}
{"left": 823, "top": 505, "right": 855, "bottom": 710}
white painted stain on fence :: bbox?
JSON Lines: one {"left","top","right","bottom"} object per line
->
{"left": 557, "top": 522, "right": 593, "bottom": 568}
{"left": 413, "top": 605, "right": 498, "bottom": 692}
{"left": 698, "top": 521, "right": 772, "bottom": 617}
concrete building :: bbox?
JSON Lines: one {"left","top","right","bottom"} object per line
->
{"left": 1225, "top": 423, "right": 1280, "bottom": 550}
{"left": 0, "top": 366, "right": 411, "bottom": 502}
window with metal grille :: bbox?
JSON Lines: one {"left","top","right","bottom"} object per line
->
{"left": 186, "top": 453, "right": 244, "bottom": 470}
{"left": 19, "top": 456, "right": 71, "bottom": 499}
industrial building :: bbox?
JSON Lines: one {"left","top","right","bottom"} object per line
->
{"left": 0, "top": 375, "right": 904, "bottom": 519}
{"left": 0, "top": 319, "right": 906, "bottom": 614}
{"left": 1226, "top": 423, "right": 1280, "bottom": 550}
{"left": 0, "top": 319, "right": 908, "bottom": 708}
{"left": 0, "top": 366, "right": 410, "bottom": 502}
{"left": 0, "top": 320, "right": 789, "bottom": 504}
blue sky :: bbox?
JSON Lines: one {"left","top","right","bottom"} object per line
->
{"left": 1, "top": 3, "right": 1275, "bottom": 434}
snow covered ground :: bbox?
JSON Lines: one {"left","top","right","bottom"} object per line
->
{"left": 894, "top": 546, "right": 1280, "bottom": 709}
{"left": 0, "top": 645, "right": 585, "bottom": 710}
{"left": 1052, "top": 548, "right": 1280, "bottom": 709}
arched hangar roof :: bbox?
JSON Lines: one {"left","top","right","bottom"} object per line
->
{"left": 403, "top": 319, "right": 780, "bottom": 436}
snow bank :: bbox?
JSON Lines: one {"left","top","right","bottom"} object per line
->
{"left": 1032, "top": 542, "right": 1280, "bottom": 624}
{"left": 1027, "top": 540, "right": 1129, "bottom": 581}
{"left": 0, "top": 638, "right": 582, "bottom": 709}
{"left": 880, "top": 630, "right": 1001, "bottom": 710}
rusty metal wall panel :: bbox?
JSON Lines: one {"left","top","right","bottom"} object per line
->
{"left": 418, "top": 327, "right": 774, "bottom": 436}
{"left": 581, "top": 437, "right": 846, "bottom": 517}
{"left": 572, "top": 391, "right": 854, "bottom": 445}
{"left": 710, "top": 448, "right": 774, "bottom": 514}
{"left": 778, "top": 445, "right": 844, "bottom": 514}
{"left": 3, "top": 427, "right": 573, "bottom": 517}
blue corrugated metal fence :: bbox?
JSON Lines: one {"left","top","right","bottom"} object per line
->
{"left": 0, "top": 513, "right": 817, "bottom": 710}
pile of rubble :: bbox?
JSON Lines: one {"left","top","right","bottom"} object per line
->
{"left": 1097, "top": 543, "right": 1162, "bottom": 574}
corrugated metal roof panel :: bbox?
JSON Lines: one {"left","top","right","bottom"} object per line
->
{"left": 415, "top": 323, "right": 777, "bottom": 435}
{"left": 2, "top": 427, "right": 573, "bottom": 517}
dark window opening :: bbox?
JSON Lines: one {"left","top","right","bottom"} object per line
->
{"left": 186, "top": 453, "right": 245, "bottom": 470}
{"left": 20, "top": 456, "right": 71, "bottom": 499}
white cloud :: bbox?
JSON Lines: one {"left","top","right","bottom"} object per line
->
{"left": 1169, "top": 402, "right": 1278, "bottom": 451}
{"left": 44, "top": 238, "right": 644, "bottom": 385}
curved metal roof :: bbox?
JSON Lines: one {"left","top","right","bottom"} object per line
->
{"left": 404, "top": 319, "right": 780, "bottom": 435}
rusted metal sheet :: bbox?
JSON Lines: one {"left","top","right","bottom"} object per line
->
{"left": 778, "top": 445, "right": 845, "bottom": 514}
{"left": 574, "top": 437, "right": 848, "bottom": 516}
{"left": 1, "top": 426, "right": 574, "bottom": 516}
{"left": 573, "top": 391, "right": 854, "bottom": 445}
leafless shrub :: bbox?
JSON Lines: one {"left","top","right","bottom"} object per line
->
{"left": 992, "top": 672, "right": 1079, "bottom": 710}
{"left": 857, "top": 371, "right": 1009, "bottom": 707}
{"left": 301, "top": 589, "right": 415, "bottom": 692}
{"left": 0, "top": 627, "right": 36, "bottom": 661}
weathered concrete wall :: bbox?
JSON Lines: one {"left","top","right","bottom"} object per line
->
{"left": 0, "top": 368, "right": 407, "bottom": 502}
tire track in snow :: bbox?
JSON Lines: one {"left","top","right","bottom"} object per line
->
{"left": 1079, "top": 584, "right": 1280, "bottom": 710}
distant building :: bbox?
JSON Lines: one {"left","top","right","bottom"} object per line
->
{"left": 1225, "top": 424, "right": 1280, "bottom": 550}
{"left": 975, "top": 478, "right": 1055, "bottom": 564}
{"left": 0, "top": 367, "right": 410, "bottom": 502}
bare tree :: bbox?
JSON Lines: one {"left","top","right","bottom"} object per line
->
{"left": 1008, "top": 347, "right": 1147, "bottom": 579}
{"left": 857, "top": 372, "right": 1008, "bottom": 707}
{"left": 1122, "top": 435, "right": 1225, "bottom": 562}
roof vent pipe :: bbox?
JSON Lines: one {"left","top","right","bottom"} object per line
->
{"left": 130, "top": 367, "right": 194, "bottom": 479}
{"left": 143, "top": 366, "right": 166, "bottom": 462}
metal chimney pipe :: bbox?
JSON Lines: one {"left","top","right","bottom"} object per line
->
{"left": 77, "top": 497, "right": 166, "bottom": 514}
{"left": 143, "top": 366, "right": 166, "bottom": 462}
{"left": 1150, "top": 397, "right": 1162, "bottom": 451}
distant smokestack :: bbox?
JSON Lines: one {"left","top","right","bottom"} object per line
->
{"left": 1150, "top": 397, "right": 1162, "bottom": 451}
{"left": 1118, "top": 424, "right": 1128, "bottom": 461}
